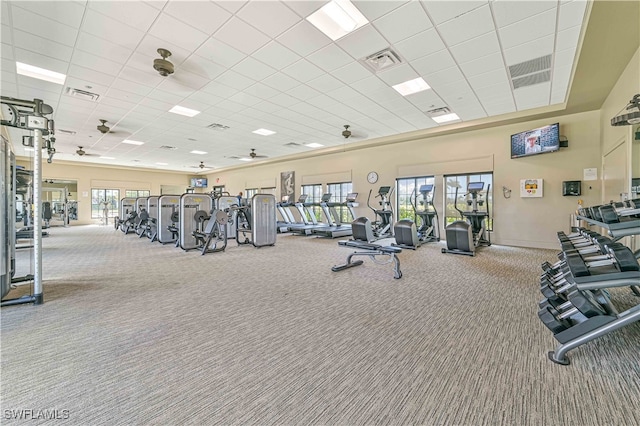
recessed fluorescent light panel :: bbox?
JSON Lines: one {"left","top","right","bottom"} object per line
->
{"left": 16, "top": 62, "right": 66, "bottom": 85}
{"left": 306, "top": 0, "right": 368, "bottom": 41}
{"left": 238, "top": 158, "right": 252, "bottom": 162}
{"left": 252, "top": 128, "right": 276, "bottom": 136}
{"left": 155, "top": 162, "right": 168, "bottom": 166}
{"left": 190, "top": 150, "right": 207, "bottom": 155}
{"left": 392, "top": 77, "right": 430, "bottom": 96}
{"left": 100, "top": 156, "right": 115, "bottom": 160}
{"left": 122, "top": 139, "right": 144, "bottom": 145}
{"left": 432, "top": 113, "right": 461, "bottom": 124}
{"left": 169, "top": 105, "right": 201, "bottom": 117}
{"left": 305, "top": 143, "right": 324, "bottom": 148}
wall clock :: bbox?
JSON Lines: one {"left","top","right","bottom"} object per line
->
{"left": 367, "top": 171, "right": 378, "bottom": 184}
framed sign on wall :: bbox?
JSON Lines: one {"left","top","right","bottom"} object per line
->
{"left": 520, "top": 179, "right": 543, "bottom": 198}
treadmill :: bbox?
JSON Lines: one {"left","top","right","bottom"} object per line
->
{"left": 276, "top": 195, "right": 295, "bottom": 233}
{"left": 287, "top": 194, "right": 327, "bottom": 235}
{"left": 311, "top": 193, "right": 358, "bottom": 238}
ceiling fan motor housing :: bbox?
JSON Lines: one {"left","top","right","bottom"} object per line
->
{"left": 154, "top": 48, "right": 174, "bottom": 77}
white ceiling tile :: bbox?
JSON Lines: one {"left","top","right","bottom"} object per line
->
{"left": 467, "top": 68, "right": 510, "bottom": 90}
{"left": 374, "top": 1, "right": 433, "bottom": 44}
{"left": 227, "top": 92, "right": 262, "bottom": 108}
{"left": 2, "top": 80, "right": 17, "bottom": 94}
{"left": 326, "top": 86, "right": 367, "bottom": 104}
{"left": 252, "top": 101, "right": 284, "bottom": 115}
{"left": 168, "top": 69, "right": 210, "bottom": 91}
{"left": 138, "top": 97, "right": 175, "bottom": 112}
{"left": 438, "top": 4, "right": 494, "bottom": 47}
{"left": 332, "top": 61, "right": 372, "bottom": 84}
{"left": 88, "top": 0, "right": 160, "bottom": 31}
{"left": 499, "top": 8, "right": 557, "bottom": 50}
{"left": 405, "top": 89, "right": 446, "bottom": 111}
{"left": 393, "top": 28, "right": 445, "bottom": 62}
{"left": 13, "top": 48, "right": 69, "bottom": 74}
{"left": 423, "top": 0, "right": 488, "bottom": 24}
{"left": 433, "top": 80, "right": 474, "bottom": 101}
{"left": 232, "top": 57, "right": 277, "bottom": 81}
{"left": 216, "top": 70, "right": 255, "bottom": 91}
{"left": 285, "top": 0, "right": 325, "bottom": 18}
{"left": 71, "top": 49, "right": 123, "bottom": 76}
{"left": 180, "top": 55, "right": 226, "bottom": 81}
{"left": 144, "top": 1, "right": 169, "bottom": 11}
{"left": 482, "top": 101, "right": 516, "bottom": 116}
{"left": 377, "top": 64, "right": 419, "bottom": 86}
{"left": 424, "top": 66, "right": 465, "bottom": 88}
{"left": 351, "top": 75, "right": 388, "bottom": 94}
{"left": 554, "top": 47, "right": 577, "bottom": 70}
{"left": 200, "top": 81, "right": 238, "bottom": 99}
{"left": 307, "top": 94, "right": 341, "bottom": 110}
{"left": 81, "top": 10, "right": 145, "bottom": 52}
{"left": 307, "top": 73, "right": 344, "bottom": 92}
{"left": 99, "top": 96, "right": 137, "bottom": 112}
{"left": 243, "top": 82, "right": 280, "bottom": 100}
{"left": 76, "top": 32, "right": 134, "bottom": 65}
{"left": 12, "top": 0, "right": 85, "bottom": 28}
{"left": 119, "top": 64, "right": 165, "bottom": 88}
{"left": 149, "top": 13, "right": 209, "bottom": 52}
{"left": 282, "top": 59, "right": 325, "bottom": 83}
{"left": 164, "top": 0, "right": 231, "bottom": 35}
{"left": 1, "top": 25, "right": 12, "bottom": 46}
{"left": 475, "top": 82, "right": 512, "bottom": 102}
{"left": 276, "top": 20, "right": 331, "bottom": 57}
{"left": 262, "top": 72, "right": 301, "bottom": 92}
{"left": 411, "top": 49, "right": 456, "bottom": 76}
{"left": 214, "top": 17, "right": 271, "bottom": 55}
{"left": 237, "top": 1, "right": 301, "bottom": 38}
{"left": 10, "top": 7, "right": 78, "bottom": 47}
{"left": 336, "top": 25, "right": 388, "bottom": 60}
{"left": 147, "top": 88, "right": 184, "bottom": 105}
{"left": 307, "top": 44, "right": 353, "bottom": 72}
{"left": 16, "top": 75, "right": 63, "bottom": 95}
{"left": 503, "top": 34, "right": 554, "bottom": 66}
{"left": 67, "top": 64, "right": 116, "bottom": 87}
{"left": 353, "top": 0, "right": 408, "bottom": 21}
{"left": 185, "top": 90, "right": 225, "bottom": 107}
{"left": 109, "top": 78, "right": 154, "bottom": 98}
{"left": 252, "top": 41, "right": 301, "bottom": 71}
{"left": 270, "top": 93, "right": 299, "bottom": 108}
{"left": 558, "top": 0, "right": 589, "bottom": 31}
{"left": 556, "top": 25, "right": 582, "bottom": 52}
{"left": 195, "top": 38, "right": 246, "bottom": 69}
{"left": 551, "top": 65, "right": 572, "bottom": 102}
{"left": 455, "top": 107, "right": 487, "bottom": 122}
{"left": 458, "top": 52, "right": 504, "bottom": 77}
{"left": 514, "top": 82, "right": 551, "bottom": 110}
{"left": 12, "top": 29, "right": 74, "bottom": 62}
{"left": 287, "top": 84, "right": 322, "bottom": 101}
{"left": 218, "top": 0, "right": 248, "bottom": 14}
{"left": 492, "top": 0, "right": 556, "bottom": 28}
{"left": 106, "top": 87, "right": 144, "bottom": 105}
{"left": 449, "top": 31, "right": 500, "bottom": 64}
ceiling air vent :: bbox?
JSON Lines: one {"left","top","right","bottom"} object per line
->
{"left": 206, "top": 123, "right": 230, "bottom": 130}
{"left": 508, "top": 55, "right": 552, "bottom": 89}
{"left": 64, "top": 87, "right": 100, "bottom": 102}
{"left": 57, "top": 129, "right": 76, "bottom": 135}
{"left": 361, "top": 48, "right": 403, "bottom": 73}
{"left": 425, "top": 106, "right": 451, "bottom": 118}
{"left": 283, "top": 142, "right": 301, "bottom": 147}
{"left": 159, "top": 145, "right": 177, "bottom": 150}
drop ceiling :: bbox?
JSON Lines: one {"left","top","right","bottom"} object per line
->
{"left": 1, "top": 0, "right": 590, "bottom": 173}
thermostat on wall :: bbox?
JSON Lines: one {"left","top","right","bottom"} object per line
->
{"left": 562, "top": 180, "right": 581, "bottom": 196}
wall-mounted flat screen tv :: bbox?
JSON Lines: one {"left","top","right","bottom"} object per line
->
{"left": 190, "top": 178, "right": 208, "bottom": 188}
{"left": 511, "top": 123, "right": 560, "bottom": 159}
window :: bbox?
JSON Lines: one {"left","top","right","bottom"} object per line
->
{"left": 444, "top": 173, "right": 493, "bottom": 229}
{"left": 211, "top": 185, "right": 226, "bottom": 196}
{"left": 245, "top": 188, "right": 258, "bottom": 199}
{"left": 396, "top": 176, "right": 435, "bottom": 222}
{"left": 91, "top": 189, "right": 119, "bottom": 219}
{"left": 259, "top": 187, "right": 276, "bottom": 195}
{"left": 301, "top": 184, "right": 323, "bottom": 221}
{"left": 125, "top": 190, "right": 150, "bottom": 198}
{"left": 327, "top": 182, "right": 353, "bottom": 222}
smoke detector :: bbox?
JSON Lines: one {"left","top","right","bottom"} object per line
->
{"left": 153, "top": 48, "right": 174, "bottom": 77}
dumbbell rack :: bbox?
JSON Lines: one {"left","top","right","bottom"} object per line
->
{"left": 539, "top": 227, "right": 640, "bottom": 365}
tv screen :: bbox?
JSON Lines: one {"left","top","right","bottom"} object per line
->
{"left": 190, "top": 178, "right": 208, "bottom": 188}
{"left": 511, "top": 123, "right": 560, "bottom": 159}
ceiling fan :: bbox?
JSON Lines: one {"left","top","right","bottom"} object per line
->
{"left": 189, "top": 161, "right": 207, "bottom": 169}
{"left": 75, "top": 146, "right": 98, "bottom": 157}
{"left": 249, "top": 148, "right": 267, "bottom": 159}
{"left": 341, "top": 124, "right": 367, "bottom": 139}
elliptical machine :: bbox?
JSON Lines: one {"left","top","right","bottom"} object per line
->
{"left": 441, "top": 181, "right": 491, "bottom": 256}
{"left": 366, "top": 186, "right": 394, "bottom": 239}
{"left": 393, "top": 184, "right": 440, "bottom": 250}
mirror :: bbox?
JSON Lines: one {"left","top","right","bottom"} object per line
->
{"left": 42, "top": 178, "right": 78, "bottom": 226}
{"left": 632, "top": 124, "right": 640, "bottom": 199}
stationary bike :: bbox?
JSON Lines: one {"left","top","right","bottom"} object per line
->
{"left": 441, "top": 181, "right": 491, "bottom": 256}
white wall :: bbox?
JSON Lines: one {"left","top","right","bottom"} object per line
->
{"left": 208, "top": 110, "right": 603, "bottom": 249}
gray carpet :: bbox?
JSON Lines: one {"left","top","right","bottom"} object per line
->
{"left": 1, "top": 225, "right": 639, "bottom": 425}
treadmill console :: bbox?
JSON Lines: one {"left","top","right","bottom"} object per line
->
{"left": 467, "top": 182, "right": 484, "bottom": 192}
{"left": 321, "top": 193, "right": 332, "bottom": 202}
{"left": 346, "top": 193, "right": 358, "bottom": 202}
{"left": 281, "top": 195, "right": 290, "bottom": 203}
{"left": 419, "top": 184, "right": 433, "bottom": 193}
{"left": 297, "top": 194, "right": 308, "bottom": 203}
